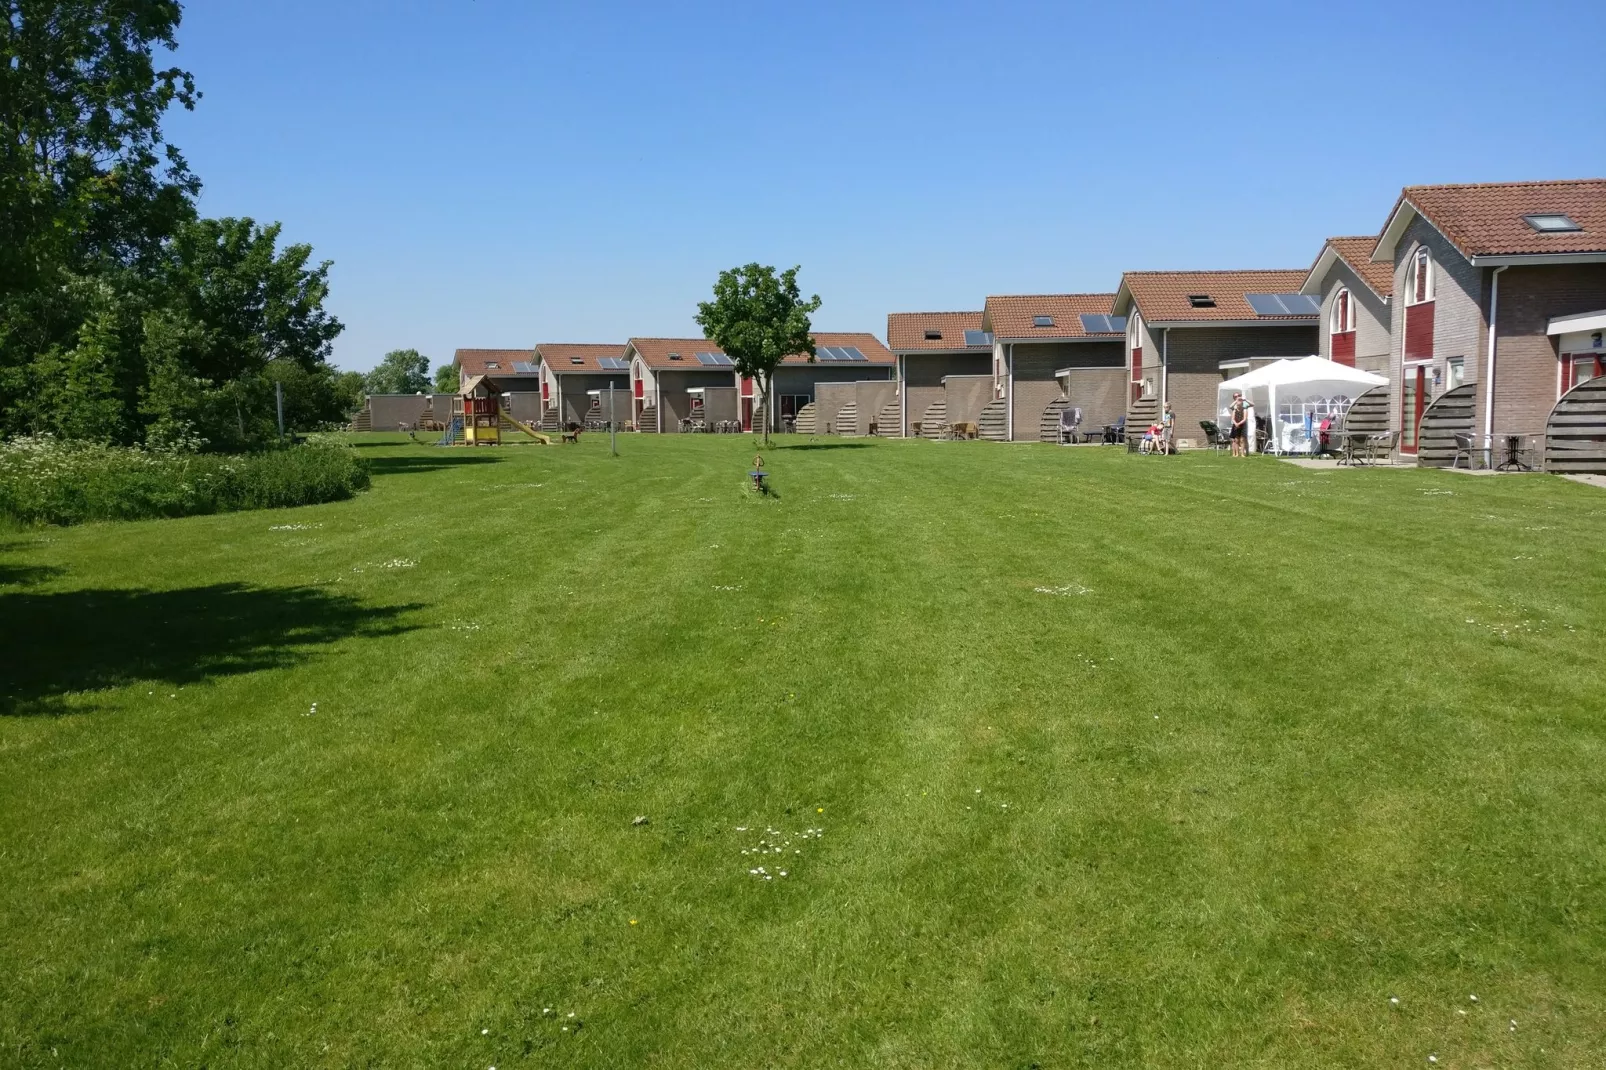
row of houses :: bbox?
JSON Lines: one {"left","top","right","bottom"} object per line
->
{"left": 434, "top": 178, "right": 1605, "bottom": 460}
{"left": 449, "top": 333, "right": 901, "bottom": 436}
{"left": 893, "top": 178, "right": 1606, "bottom": 457}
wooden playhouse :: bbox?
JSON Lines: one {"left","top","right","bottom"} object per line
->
{"left": 456, "top": 374, "right": 502, "bottom": 445}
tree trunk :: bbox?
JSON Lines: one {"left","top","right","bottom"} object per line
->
{"left": 762, "top": 372, "right": 774, "bottom": 447}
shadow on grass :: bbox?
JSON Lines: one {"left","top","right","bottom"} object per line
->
{"left": 772, "top": 442, "right": 875, "bottom": 451}
{"left": 0, "top": 583, "right": 421, "bottom": 716}
{"left": 365, "top": 453, "right": 503, "bottom": 477}
{"left": 0, "top": 561, "right": 64, "bottom": 587}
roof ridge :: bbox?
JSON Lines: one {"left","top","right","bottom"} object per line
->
{"left": 985, "top": 292, "right": 1117, "bottom": 299}
{"left": 888, "top": 310, "right": 985, "bottom": 316}
{"left": 1122, "top": 268, "right": 1306, "bottom": 276}
{"left": 1404, "top": 177, "right": 1606, "bottom": 193}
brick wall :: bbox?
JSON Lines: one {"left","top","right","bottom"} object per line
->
{"left": 658, "top": 370, "right": 737, "bottom": 432}
{"left": 1391, "top": 218, "right": 1487, "bottom": 435}
{"left": 1491, "top": 264, "right": 1606, "bottom": 437}
{"left": 902, "top": 352, "right": 990, "bottom": 435}
{"left": 1060, "top": 368, "right": 1127, "bottom": 433}
{"left": 1319, "top": 259, "right": 1391, "bottom": 368}
{"left": 1008, "top": 340, "right": 1121, "bottom": 440}
{"left": 369, "top": 394, "right": 432, "bottom": 430}
{"left": 943, "top": 375, "right": 993, "bottom": 427}
{"left": 1161, "top": 325, "right": 1317, "bottom": 445}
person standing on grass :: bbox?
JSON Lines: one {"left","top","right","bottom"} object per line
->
{"left": 1228, "top": 392, "right": 1247, "bottom": 457}
{"left": 1161, "top": 402, "right": 1176, "bottom": 455}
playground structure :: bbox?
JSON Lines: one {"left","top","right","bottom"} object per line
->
{"left": 435, "top": 375, "right": 552, "bottom": 446}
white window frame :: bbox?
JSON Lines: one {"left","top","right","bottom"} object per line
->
{"left": 1406, "top": 248, "right": 1434, "bottom": 306}
{"left": 1330, "top": 287, "right": 1354, "bottom": 334}
{"left": 1128, "top": 311, "right": 1143, "bottom": 353}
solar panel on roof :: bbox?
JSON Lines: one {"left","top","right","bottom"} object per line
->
{"left": 816, "top": 346, "right": 842, "bottom": 360}
{"left": 597, "top": 357, "right": 628, "bottom": 370}
{"left": 838, "top": 347, "right": 867, "bottom": 361}
{"left": 962, "top": 329, "right": 993, "bottom": 347}
{"left": 1078, "top": 314, "right": 1114, "bottom": 334}
{"left": 1246, "top": 293, "right": 1320, "bottom": 316}
{"left": 695, "top": 352, "right": 733, "bottom": 366}
{"left": 512, "top": 361, "right": 538, "bottom": 374}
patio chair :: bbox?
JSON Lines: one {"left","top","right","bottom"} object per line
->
{"left": 1058, "top": 406, "right": 1083, "bottom": 444}
{"left": 1451, "top": 431, "right": 1475, "bottom": 469}
{"left": 1199, "top": 420, "right": 1229, "bottom": 450}
{"left": 1105, "top": 415, "right": 1126, "bottom": 444}
{"left": 1361, "top": 430, "right": 1398, "bottom": 464}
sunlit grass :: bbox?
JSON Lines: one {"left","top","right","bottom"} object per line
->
{"left": 3, "top": 433, "right": 1604, "bottom": 1067}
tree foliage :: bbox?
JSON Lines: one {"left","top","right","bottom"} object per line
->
{"left": 0, "top": 3, "right": 347, "bottom": 450}
{"left": 433, "top": 362, "right": 459, "bottom": 394}
{"left": 694, "top": 264, "right": 820, "bottom": 443}
{"left": 364, "top": 349, "right": 429, "bottom": 395}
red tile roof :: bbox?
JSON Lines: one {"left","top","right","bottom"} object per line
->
{"left": 455, "top": 348, "right": 536, "bottom": 377}
{"left": 785, "top": 332, "right": 895, "bottom": 365}
{"left": 628, "top": 334, "right": 892, "bottom": 370}
{"left": 626, "top": 338, "right": 725, "bottom": 371}
{"left": 983, "top": 293, "right": 1122, "bottom": 339}
{"left": 535, "top": 343, "right": 628, "bottom": 374}
{"left": 1319, "top": 236, "right": 1395, "bottom": 298}
{"left": 1116, "top": 270, "right": 1315, "bottom": 323}
{"left": 886, "top": 311, "right": 987, "bottom": 352}
{"left": 1379, "top": 178, "right": 1606, "bottom": 260}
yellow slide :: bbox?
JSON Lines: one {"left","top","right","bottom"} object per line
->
{"left": 499, "top": 413, "right": 551, "bottom": 444}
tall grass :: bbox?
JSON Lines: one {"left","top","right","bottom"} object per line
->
{"left": 0, "top": 435, "right": 370, "bottom": 525}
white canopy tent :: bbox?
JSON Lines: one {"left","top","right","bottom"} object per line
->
{"left": 1218, "top": 357, "right": 1387, "bottom": 454}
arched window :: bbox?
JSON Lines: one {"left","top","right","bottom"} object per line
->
{"left": 1128, "top": 311, "right": 1143, "bottom": 353}
{"left": 1406, "top": 248, "right": 1434, "bottom": 305}
{"left": 1331, "top": 287, "right": 1354, "bottom": 334}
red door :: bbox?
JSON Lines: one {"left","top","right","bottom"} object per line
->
{"left": 1401, "top": 366, "right": 1427, "bottom": 454}
{"left": 1131, "top": 348, "right": 1144, "bottom": 401}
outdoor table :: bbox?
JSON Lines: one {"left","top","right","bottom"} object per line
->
{"left": 1339, "top": 432, "right": 1370, "bottom": 465}
{"left": 1496, "top": 433, "right": 1534, "bottom": 472}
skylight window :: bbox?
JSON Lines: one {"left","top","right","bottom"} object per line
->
{"left": 1187, "top": 295, "right": 1216, "bottom": 308}
{"left": 569, "top": 357, "right": 584, "bottom": 365}
{"left": 923, "top": 328, "right": 943, "bottom": 340}
{"left": 1524, "top": 213, "right": 1583, "bottom": 233}
{"left": 668, "top": 352, "right": 682, "bottom": 361}
{"left": 485, "top": 361, "right": 501, "bottom": 369}
{"left": 1032, "top": 315, "right": 1055, "bottom": 327}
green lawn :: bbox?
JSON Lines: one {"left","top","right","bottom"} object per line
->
{"left": 3, "top": 434, "right": 1605, "bottom": 1067}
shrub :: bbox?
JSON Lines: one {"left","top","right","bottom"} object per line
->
{"left": 0, "top": 436, "right": 370, "bottom": 526}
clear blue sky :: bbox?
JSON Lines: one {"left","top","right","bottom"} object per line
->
{"left": 165, "top": 0, "right": 1606, "bottom": 373}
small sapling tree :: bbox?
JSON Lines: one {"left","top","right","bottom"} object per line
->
{"left": 694, "top": 264, "right": 820, "bottom": 445}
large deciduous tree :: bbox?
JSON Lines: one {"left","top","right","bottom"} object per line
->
{"left": 1, "top": 0, "right": 198, "bottom": 288}
{"left": 694, "top": 264, "right": 820, "bottom": 445}
{"left": 364, "top": 349, "right": 430, "bottom": 395}
{"left": 1, "top": 3, "right": 348, "bottom": 449}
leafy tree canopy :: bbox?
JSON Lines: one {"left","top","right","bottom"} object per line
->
{"left": 0, "top": 3, "right": 347, "bottom": 451}
{"left": 433, "top": 362, "right": 459, "bottom": 394}
{"left": 694, "top": 264, "right": 820, "bottom": 442}
{"left": 364, "top": 349, "right": 429, "bottom": 395}
{"left": 1, "top": 0, "right": 199, "bottom": 292}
